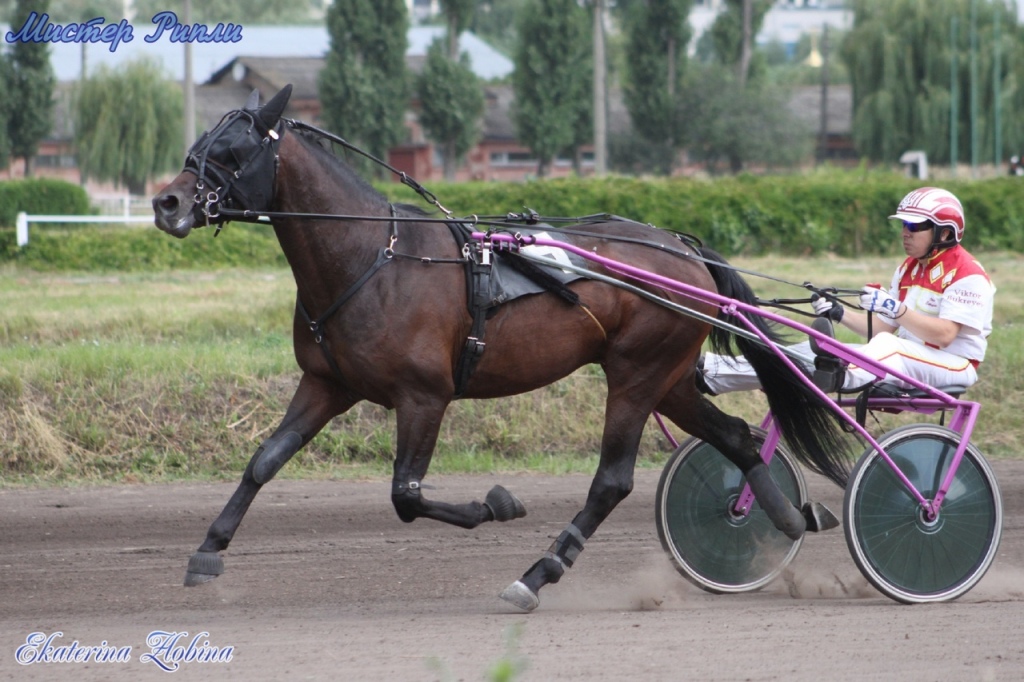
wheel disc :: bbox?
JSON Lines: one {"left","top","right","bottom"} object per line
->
{"left": 844, "top": 424, "right": 1002, "bottom": 603}
{"left": 656, "top": 429, "right": 806, "bottom": 593}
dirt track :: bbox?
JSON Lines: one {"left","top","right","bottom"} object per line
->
{"left": 2, "top": 462, "right": 1023, "bottom": 681}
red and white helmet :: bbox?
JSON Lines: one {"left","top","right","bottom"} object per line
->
{"left": 889, "top": 187, "right": 965, "bottom": 243}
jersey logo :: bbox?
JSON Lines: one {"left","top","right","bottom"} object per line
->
{"left": 929, "top": 262, "right": 944, "bottom": 283}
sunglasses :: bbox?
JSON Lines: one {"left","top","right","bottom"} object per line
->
{"left": 902, "top": 220, "right": 935, "bottom": 233}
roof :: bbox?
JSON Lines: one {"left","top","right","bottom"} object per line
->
{"left": 9, "top": 24, "right": 512, "bottom": 83}
{"left": 206, "top": 57, "right": 324, "bottom": 100}
{"left": 482, "top": 83, "right": 632, "bottom": 142}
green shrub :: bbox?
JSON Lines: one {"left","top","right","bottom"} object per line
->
{"left": 0, "top": 223, "right": 286, "bottom": 271}
{"left": 2, "top": 171, "right": 1020, "bottom": 270}
{"left": 0, "top": 178, "right": 92, "bottom": 226}
{"left": 382, "top": 169, "right": 1020, "bottom": 257}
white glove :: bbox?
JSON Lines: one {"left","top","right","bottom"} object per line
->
{"left": 859, "top": 286, "right": 904, "bottom": 320}
{"left": 811, "top": 295, "right": 842, "bottom": 320}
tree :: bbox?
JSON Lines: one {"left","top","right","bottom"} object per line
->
{"left": 840, "top": 0, "right": 1024, "bottom": 165}
{"left": 621, "top": 0, "right": 693, "bottom": 175}
{"left": 0, "top": 53, "right": 12, "bottom": 168}
{"left": 414, "top": 0, "right": 483, "bottom": 181}
{"left": 7, "top": 0, "right": 56, "bottom": 177}
{"left": 679, "top": 64, "right": 812, "bottom": 174}
{"left": 74, "top": 59, "right": 183, "bottom": 195}
{"left": 471, "top": 0, "right": 527, "bottom": 56}
{"left": 318, "top": 0, "right": 408, "bottom": 178}
{"left": 700, "top": 0, "right": 773, "bottom": 84}
{"left": 131, "top": 0, "right": 323, "bottom": 25}
{"left": 415, "top": 41, "right": 484, "bottom": 181}
{"left": 511, "top": 0, "right": 592, "bottom": 177}
{"left": 46, "top": 0, "right": 126, "bottom": 81}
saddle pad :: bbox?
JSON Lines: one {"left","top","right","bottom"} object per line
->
{"left": 488, "top": 229, "right": 589, "bottom": 306}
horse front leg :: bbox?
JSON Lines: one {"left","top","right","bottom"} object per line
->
{"left": 184, "top": 372, "right": 356, "bottom": 586}
{"left": 500, "top": 391, "right": 648, "bottom": 612}
{"left": 389, "top": 395, "right": 526, "bottom": 529}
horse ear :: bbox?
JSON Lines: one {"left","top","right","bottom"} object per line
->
{"left": 258, "top": 84, "right": 293, "bottom": 128}
{"left": 244, "top": 89, "right": 260, "bottom": 111}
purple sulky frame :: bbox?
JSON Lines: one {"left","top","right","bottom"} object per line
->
{"left": 476, "top": 230, "right": 981, "bottom": 519}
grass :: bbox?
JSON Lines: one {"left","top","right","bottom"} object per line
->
{"left": 2, "top": 252, "right": 1021, "bottom": 486}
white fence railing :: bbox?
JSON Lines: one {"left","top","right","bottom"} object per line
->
{"left": 15, "top": 212, "right": 155, "bottom": 247}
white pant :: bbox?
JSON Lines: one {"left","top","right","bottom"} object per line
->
{"left": 703, "top": 332, "right": 978, "bottom": 394}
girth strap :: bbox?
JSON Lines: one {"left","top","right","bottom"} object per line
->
{"left": 445, "top": 222, "right": 492, "bottom": 399}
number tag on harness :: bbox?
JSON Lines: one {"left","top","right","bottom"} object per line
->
{"left": 521, "top": 232, "right": 575, "bottom": 274}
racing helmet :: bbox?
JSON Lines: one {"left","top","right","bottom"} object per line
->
{"left": 889, "top": 187, "right": 965, "bottom": 249}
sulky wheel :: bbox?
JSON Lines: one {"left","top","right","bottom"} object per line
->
{"left": 655, "top": 427, "right": 807, "bottom": 593}
{"left": 843, "top": 423, "right": 1002, "bottom": 603}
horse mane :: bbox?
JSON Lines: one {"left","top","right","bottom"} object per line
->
{"left": 288, "top": 125, "right": 386, "bottom": 202}
{"left": 287, "top": 126, "right": 445, "bottom": 220}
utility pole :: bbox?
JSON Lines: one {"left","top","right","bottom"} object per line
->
{"left": 970, "top": 0, "right": 978, "bottom": 177}
{"left": 592, "top": 0, "right": 607, "bottom": 176}
{"left": 183, "top": 0, "right": 196, "bottom": 158}
{"left": 950, "top": 15, "right": 958, "bottom": 176}
{"left": 994, "top": 5, "right": 1002, "bottom": 169}
{"left": 817, "top": 25, "right": 829, "bottom": 165}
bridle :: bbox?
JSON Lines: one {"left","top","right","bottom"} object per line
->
{"left": 183, "top": 107, "right": 285, "bottom": 232}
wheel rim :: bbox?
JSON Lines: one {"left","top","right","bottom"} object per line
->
{"left": 659, "top": 435, "right": 804, "bottom": 592}
{"left": 848, "top": 429, "right": 1001, "bottom": 600}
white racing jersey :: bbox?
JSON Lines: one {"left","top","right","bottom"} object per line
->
{"left": 888, "top": 244, "right": 994, "bottom": 364}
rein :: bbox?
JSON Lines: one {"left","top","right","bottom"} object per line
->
{"left": 192, "top": 109, "right": 863, "bottom": 345}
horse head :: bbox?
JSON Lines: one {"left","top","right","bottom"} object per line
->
{"left": 152, "top": 84, "right": 293, "bottom": 238}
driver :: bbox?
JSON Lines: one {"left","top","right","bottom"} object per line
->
{"left": 697, "top": 187, "right": 995, "bottom": 395}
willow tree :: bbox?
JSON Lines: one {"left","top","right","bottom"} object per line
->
{"left": 621, "top": 0, "right": 693, "bottom": 175}
{"left": 318, "top": 0, "right": 408, "bottom": 177}
{"left": 840, "top": 0, "right": 1024, "bottom": 164}
{"left": 512, "top": 0, "right": 592, "bottom": 177}
{"left": 73, "top": 59, "right": 183, "bottom": 195}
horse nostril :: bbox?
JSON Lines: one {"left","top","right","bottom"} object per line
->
{"left": 154, "top": 194, "right": 179, "bottom": 215}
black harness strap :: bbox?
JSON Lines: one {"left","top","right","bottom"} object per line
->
{"left": 295, "top": 205, "right": 400, "bottom": 383}
{"left": 445, "top": 222, "right": 491, "bottom": 399}
{"left": 297, "top": 247, "right": 394, "bottom": 381}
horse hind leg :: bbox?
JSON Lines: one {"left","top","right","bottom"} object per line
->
{"left": 656, "top": 381, "right": 809, "bottom": 540}
{"left": 184, "top": 373, "right": 356, "bottom": 586}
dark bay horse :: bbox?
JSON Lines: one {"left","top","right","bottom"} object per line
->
{"left": 152, "top": 85, "right": 848, "bottom": 611}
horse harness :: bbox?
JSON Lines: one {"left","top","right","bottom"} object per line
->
{"left": 294, "top": 207, "right": 584, "bottom": 399}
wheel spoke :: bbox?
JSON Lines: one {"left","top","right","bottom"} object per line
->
{"left": 844, "top": 425, "right": 1001, "bottom": 603}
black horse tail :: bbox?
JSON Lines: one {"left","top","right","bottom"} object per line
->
{"left": 698, "top": 246, "right": 850, "bottom": 488}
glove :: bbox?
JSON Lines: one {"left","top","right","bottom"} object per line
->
{"left": 859, "top": 286, "right": 904, "bottom": 320}
{"left": 811, "top": 294, "right": 844, "bottom": 322}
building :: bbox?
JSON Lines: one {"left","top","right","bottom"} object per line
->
{"left": 2, "top": 11, "right": 855, "bottom": 195}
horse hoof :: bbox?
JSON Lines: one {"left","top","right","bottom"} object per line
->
{"left": 484, "top": 485, "right": 527, "bottom": 522}
{"left": 183, "top": 551, "right": 224, "bottom": 587}
{"left": 500, "top": 580, "right": 539, "bottom": 612}
{"left": 802, "top": 501, "right": 840, "bottom": 532}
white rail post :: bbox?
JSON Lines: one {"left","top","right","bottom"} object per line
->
{"left": 16, "top": 212, "right": 29, "bottom": 247}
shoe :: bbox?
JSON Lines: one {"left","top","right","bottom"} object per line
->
{"left": 807, "top": 318, "right": 847, "bottom": 392}
{"left": 694, "top": 355, "right": 717, "bottom": 396}
{"left": 808, "top": 317, "right": 836, "bottom": 357}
